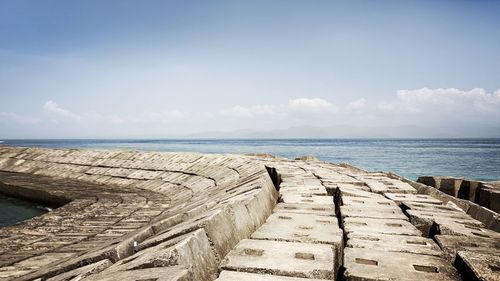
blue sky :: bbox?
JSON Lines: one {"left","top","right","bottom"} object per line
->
{"left": 1, "top": 1, "right": 499, "bottom": 138}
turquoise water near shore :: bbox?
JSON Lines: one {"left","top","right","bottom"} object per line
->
{"left": 0, "top": 193, "right": 47, "bottom": 227}
{"left": 1, "top": 139, "right": 499, "bottom": 181}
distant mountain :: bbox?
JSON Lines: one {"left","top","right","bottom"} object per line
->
{"left": 182, "top": 125, "right": 500, "bottom": 139}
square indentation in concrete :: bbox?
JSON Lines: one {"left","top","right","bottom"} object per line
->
{"left": 273, "top": 203, "right": 335, "bottom": 217}
{"left": 343, "top": 217, "right": 422, "bottom": 236}
{"left": 220, "top": 239, "right": 335, "bottom": 280}
{"left": 344, "top": 248, "right": 460, "bottom": 281}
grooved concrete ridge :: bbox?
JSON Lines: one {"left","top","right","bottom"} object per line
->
{"left": 0, "top": 146, "right": 499, "bottom": 281}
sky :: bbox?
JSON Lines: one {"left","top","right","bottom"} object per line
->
{"left": 1, "top": 0, "right": 499, "bottom": 138}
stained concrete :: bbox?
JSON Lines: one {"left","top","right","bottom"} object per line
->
{"left": 454, "top": 251, "right": 500, "bottom": 281}
{"left": 344, "top": 248, "right": 460, "bottom": 281}
{"left": 216, "top": 271, "right": 331, "bottom": 281}
{"left": 1, "top": 146, "right": 499, "bottom": 281}
{"left": 220, "top": 239, "right": 335, "bottom": 279}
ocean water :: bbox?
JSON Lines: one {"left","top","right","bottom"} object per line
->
{"left": 1, "top": 139, "right": 499, "bottom": 181}
{"left": 1, "top": 138, "right": 499, "bottom": 227}
{"left": 0, "top": 193, "right": 48, "bottom": 227}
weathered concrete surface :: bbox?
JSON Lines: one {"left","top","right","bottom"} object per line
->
{"left": 0, "top": 146, "right": 278, "bottom": 280}
{"left": 216, "top": 271, "right": 331, "bottom": 281}
{"left": 344, "top": 248, "right": 460, "bottom": 281}
{"left": 1, "top": 146, "right": 499, "bottom": 281}
{"left": 418, "top": 175, "right": 500, "bottom": 227}
{"left": 219, "top": 239, "right": 335, "bottom": 279}
{"left": 454, "top": 251, "right": 500, "bottom": 281}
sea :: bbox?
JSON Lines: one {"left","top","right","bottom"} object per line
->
{"left": 1, "top": 138, "right": 499, "bottom": 226}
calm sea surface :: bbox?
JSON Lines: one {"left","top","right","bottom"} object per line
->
{"left": 1, "top": 138, "right": 499, "bottom": 227}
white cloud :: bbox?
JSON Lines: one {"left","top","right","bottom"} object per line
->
{"left": 345, "top": 98, "right": 367, "bottom": 113}
{"left": 288, "top": 98, "right": 334, "bottom": 113}
{"left": 43, "top": 101, "right": 81, "bottom": 120}
{"left": 395, "top": 88, "right": 500, "bottom": 113}
{"left": 0, "top": 112, "right": 41, "bottom": 124}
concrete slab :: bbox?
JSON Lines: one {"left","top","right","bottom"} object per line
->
{"left": 454, "top": 251, "right": 500, "bottom": 281}
{"left": 47, "top": 259, "right": 112, "bottom": 281}
{"left": 337, "top": 184, "right": 385, "bottom": 199}
{"left": 220, "top": 239, "right": 335, "bottom": 280}
{"left": 279, "top": 185, "right": 328, "bottom": 196}
{"left": 281, "top": 193, "right": 334, "bottom": 205}
{"left": 384, "top": 193, "right": 442, "bottom": 205}
{"left": 251, "top": 212, "right": 343, "bottom": 272}
{"left": 108, "top": 229, "right": 218, "bottom": 281}
{"left": 347, "top": 233, "right": 443, "bottom": 256}
{"left": 434, "top": 219, "right": 500, "bottom": 239}
{"left": 365, "top": 178, "right": 417, "bottom": 194}
{"left": 402, "top": 202, "right": 465, "bottom": 213}
{"left": 341, "top": 196, "right": 399, "bottom": 209}
{"left": 216, "top": 271, "right": 331, "bottom": 281}
{"left": 251, "top": 212, "right": 342, "bottom": 245}
{"left": 435, "top": 235, "right": 500, "bottom": 262}
{"left": 343, "top": 217, "right": 422, "bottom": 236}
{"left": 273, "top": 203, "right": 335, "bottom": 217}
{"left": 406, "top": 209, "right": 483, "bottom": 237}
{"left": 340, "top": 205, "right": 408, "bottom": 220}
{"left": 344, "top": 248, "right": 460, "bottom": 281}
{"left": 79, "top": 266, "right": 192, "bottom": 281}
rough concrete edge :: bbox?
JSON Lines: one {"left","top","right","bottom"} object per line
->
{"left": 387, "top": 172, "right": 500, "bottom": 233}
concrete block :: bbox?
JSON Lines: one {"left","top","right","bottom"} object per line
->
{"left": 252, "top": 212, "right": 342, "bottom": 245}
{"left": 46, "top": 259, "right": 112, "bottom": 281}
{"left": 337, "top": 184, "right": 385, "bottom": 199}
{"left": 279, "top": 185, "right": 328, "bottom": 196}
{"left": 220, "top": 239, "right": 335, "bottom": 280}
{"left": 458, "top": 180, "right": 480, "bottom": 201}
{"left": 281, "top": 193, "right": 333, "bottom": 205}
{"left": 341, "top": 196, "right": 399, "bottom": 209}
{"left": 454, "top": 251, "right": 500, "bottom": 281}
{"left": 343, "top": 217, "right": 422, "bottom": 236}
{"left": 406, "top": 209, "right": 483, "bottom": 237}
{"left": 340, "top": 205, "right": 408, "bottom": 220}
{"left": 384, "top": 193, "right": 442, "bottom": 205}
{"left": 490, "top": 190, "right": 500, "bottom": 213}
{"left": 417, "top": 176, "right": 437, "bottom": 187}
{"left": 434, "top": 220, "right": 500, "bottom": 239}
{"left": 109, "top": 229, "right": 218, "bottom": 281}
{"left": 79, "top": 266, "right": 192, "bottom": 281}
{"left": 365, "top": 178, "right": 417, "bottom": 194}
{"left": 216, "top": 271, "right": 331, "bottom": 281}
{"left": 347, "top": 233, "right": 443, "bottom": 256}
{"left": 440, "top": 177, "right": 461, "bottom": 197}
{"left": 434, "top": 235, "right": 500, "bottom": 262}
{"left": 344, "top": 248, "right": 460, "bottom": 281}
{"left": 251, "top": 212, "right": 343, "bottom": 272}
{"left": 273, "top": 203, "right": 335, "bottom": 217}
{"left": 402, "top": 202, "right": 465, "bottom": 213}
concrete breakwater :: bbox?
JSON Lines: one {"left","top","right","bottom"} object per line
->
{"left": 418, "top": 176, "right": 500, "bottom": 214}
{"left": 0, "top": 146, "right": 499, "bottom": 281}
